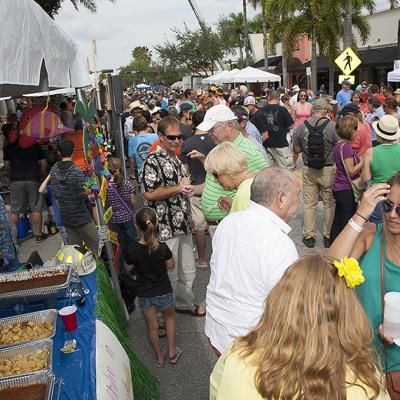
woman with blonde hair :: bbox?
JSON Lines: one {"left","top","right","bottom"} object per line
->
{"left": 210, "top": 252, "right": 388, "bottom": 400}
{"left": 204, "top": 142, "right": 254, "bottom": 213}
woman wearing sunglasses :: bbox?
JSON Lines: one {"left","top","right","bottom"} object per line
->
{"left": 291, "top": 89, "right": 313, "bottom": 170}
{"left": 329, "top": 174, "right": 400, "bottom": 399}
{"left": 361, "top": 114, "right": 400, "bottom": 224}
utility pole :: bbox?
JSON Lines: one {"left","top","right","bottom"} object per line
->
{"left": 243, "top": 0, "right": 251, "bottom": 66}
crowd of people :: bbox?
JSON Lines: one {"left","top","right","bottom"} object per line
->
{"left": 1, "top": 78, "right": 400, "bottom": 398}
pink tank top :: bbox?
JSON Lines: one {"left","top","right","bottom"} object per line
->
{"left": 294, "top": 103, "right": 312, "bottom": 128}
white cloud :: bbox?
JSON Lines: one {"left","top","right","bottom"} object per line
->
{"left": 55, "top": 0, "right": 258, "bottom": 70}
{"left": 54, "top": 0, "right": 394, "bottom": 70}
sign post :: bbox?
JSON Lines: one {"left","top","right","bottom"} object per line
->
{"left": 335, "top": 47, "right": 362, "bottom": 75}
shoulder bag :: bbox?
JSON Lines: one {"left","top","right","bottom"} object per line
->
{"left": 339, "top": 143, "right": 367, "bottom": 203}
{"left": 381, "top": 235, "right": 400, "bottom": 399}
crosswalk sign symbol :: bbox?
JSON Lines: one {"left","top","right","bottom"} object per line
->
{"left": 335, "top": 47, "right": 362, "bottom": 75}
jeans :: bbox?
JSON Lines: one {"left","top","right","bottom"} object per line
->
{"left": 330, "top": 190, "right": 357, "bottom": 244}
{"left": 110, "top": 219, "right": 137, "bottom": 268}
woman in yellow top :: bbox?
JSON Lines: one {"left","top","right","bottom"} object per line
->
{"left": 210, "top": 253, "right": 389, "bottom": 400}
{"left": 204, "top": 142, "right": 255, "bottom": 213}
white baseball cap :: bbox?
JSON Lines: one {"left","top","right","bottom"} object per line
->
{"left": 243, "top": 96, "right": 256, "bottom": 106}
{"left": 197, "top": 105, "right": 237, "bottom": 132}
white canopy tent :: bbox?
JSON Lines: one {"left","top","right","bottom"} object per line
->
{"left": 232, "top": 66, "right": 281, "bottom": 83}
{"left": 0, "top": 0, "right": 91, "bottom": 97}
{"left": 388, "top": 69, "right": 400, "bottom": 82}
{"left": 201, "top": 71, "right": 227, "bottom": 84}
{"left": 220, "top": 68, "right": 241, "bottom": 83}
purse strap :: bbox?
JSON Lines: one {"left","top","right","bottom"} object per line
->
{"left": 107, "top": 180, "right": 134, "bottom": 218}
{"left": 380, "top": 232, "right": 388, "bottom": 373}
{"left": 339, "top": 142, "right": 354, "bottom": 183}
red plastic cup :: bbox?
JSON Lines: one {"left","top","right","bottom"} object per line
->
{"left": 59, "top": 305, "right": 78, "bottom": 331}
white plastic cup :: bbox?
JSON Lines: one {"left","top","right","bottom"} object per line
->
{"left": 384, "top": 292, "right": 400, "bottom": 339}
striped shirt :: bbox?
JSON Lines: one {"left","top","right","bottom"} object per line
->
{"left": 201, "top": 134, "right": 268, "bottom": 221}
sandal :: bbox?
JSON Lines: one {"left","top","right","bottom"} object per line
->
{"left": 175, "top": 304, "right": 205, "bottom": 317}
{"left": 168, "top": 347, "right": 182, "bottom": 365}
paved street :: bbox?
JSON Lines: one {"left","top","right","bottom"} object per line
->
{"left": 19, "top": 170, "right": 326, "bottom": 400}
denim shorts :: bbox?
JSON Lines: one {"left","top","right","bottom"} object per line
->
{"left": 138, "top": 293, "right": 175, "bottom": 311}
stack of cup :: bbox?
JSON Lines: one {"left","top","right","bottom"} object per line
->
{"left": 384, "top": 292, "right": 400, "bottom": 340}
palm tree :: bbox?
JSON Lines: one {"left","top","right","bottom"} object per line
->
{"left": 249, "top": 0, "right": 270, "bottom": 70}
{"left": 243, "top": 0, "right": 252, "bottom": 66}
{"left": 35, "top": 0, "right": 113, "bottom": 18}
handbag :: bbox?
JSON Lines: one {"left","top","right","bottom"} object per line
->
{"left": 339, "top": 143, "right": 367, "bottom": 203}
{"left": 380, "top": 235, "right": 400, "bottom": 400}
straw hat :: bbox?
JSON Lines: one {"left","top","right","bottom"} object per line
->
{"left": 372, "top": 114, "right": 400, "bottom": 141}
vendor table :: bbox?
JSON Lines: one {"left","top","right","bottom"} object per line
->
{"left": 0, "top": 262, "right": 159, "bottom": 400}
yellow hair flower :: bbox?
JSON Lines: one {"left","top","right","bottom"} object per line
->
{"left": 333, "top": 257, "right": 365, "bottom": 288}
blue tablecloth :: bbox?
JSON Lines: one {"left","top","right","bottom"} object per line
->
{"left": 0, "top": 270, "right": 98, "bottom": 400}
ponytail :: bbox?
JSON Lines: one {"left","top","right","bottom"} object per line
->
{"left": 108, "top": 157, "right": 124, "bottom": 189}
{"left": 136, "top": 207, "right": 160, "bottom": 253}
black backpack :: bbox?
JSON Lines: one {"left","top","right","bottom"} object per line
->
{"left": 304, "top": 117, "right": 331, "bottom": 169}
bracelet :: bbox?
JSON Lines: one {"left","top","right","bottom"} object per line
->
{"left": 348, "top": 218, "right": 364, "bottom": 233}
{"left": 356, "top": 212, "right": 368, "bottom": 222}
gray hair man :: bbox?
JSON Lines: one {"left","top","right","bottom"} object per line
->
{"left": 205, "top": 166, "right": 300, "bottom": 355}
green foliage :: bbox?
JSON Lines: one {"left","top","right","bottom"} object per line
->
{"left": 155, "top": 25, "right": 227, "bottom": 75}
{"left": 35, "top": 0, "right": 99, "bottom": 17}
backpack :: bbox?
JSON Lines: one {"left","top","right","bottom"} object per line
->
{"left": 304, "top": 117, "right": 331, "bottom": 169}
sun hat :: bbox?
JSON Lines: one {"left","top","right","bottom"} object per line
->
{"left": 394, "top": 88, "right": 400, "bottom": 95}
{"left": 129, "top": 100, "right": 144, "bottom": 111}
{"left": 243, "top": 96, "right": 256, "bottom": 106}
{"left": 196, "top": 105, "right": 237, "bottom": 132}
{"left": 372, "top": 114, "right": 400, "bottom": 141}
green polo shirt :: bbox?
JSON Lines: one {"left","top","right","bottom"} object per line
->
{"left": 201, "top": 134, "right": 268, "bottom": 221}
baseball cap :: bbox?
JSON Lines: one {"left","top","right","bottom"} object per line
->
{"left": 342, "top": 79, "right": 351, "bottom": 85}
{"left": 313, "top": 98, "right": 328, "bottom": 111}
{"left": 340, "top": 102, "right": 360, "bottom": 115}
{"left": 394, "top": 88, "right": 400, "bottom": 95}
{"left": 129, "top": 100, "right": 144, "bottom": 111}
{"left": 196, "top": 105, "right": 237, "bottom": 132}
{"left": 292, "top": 85, "right": 300, "bottom": 92}
{"left": 243, "top": 96, "right": 256, "bottom": 106}
{"left": 179, "top": 103, "right": 193, "bottom": 112}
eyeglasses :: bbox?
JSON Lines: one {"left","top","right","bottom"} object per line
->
{"left": 382, "top": 199, "right": 400, "bottom": 217}
{"left": 163, "top": 134, "right": 182, "bottom": 141}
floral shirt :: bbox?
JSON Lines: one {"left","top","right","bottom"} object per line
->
{"left": 141, "top": 148, "right": 192, "bottom": 241}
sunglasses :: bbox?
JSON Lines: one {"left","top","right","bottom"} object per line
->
{"left": 382, "top": 199, "right": 400, "bottom": 217}
{"left": 212, "top": 173, "right": 219, "bottom": 179}
{"left": 163, "top": 134, "right": 182, "bottom": 141}
{"left": 299, "top": 95, "right": 307, "bottom": 98}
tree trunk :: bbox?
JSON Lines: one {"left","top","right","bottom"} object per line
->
{"left": 282, "top": 48, "right": 288, "bottom": 89}
{"left": 311, "top": 28, "right": 318, "bottom": 93}
{"left": 329, "top": 61, "right": 335, "bottom": 96}
{"left": 243, "top": 0, "right": 251, "bottom": 66}
{"left": 262, "top": 2, "right": 268, "bottom": 70}
{"left": 239, "top": 44, "right": 244, "bottom": 68}
{"left": 343, "top": 0, "right": 353, "bottom": 48}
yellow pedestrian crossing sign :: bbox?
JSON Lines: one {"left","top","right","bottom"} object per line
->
{"left": 335, "top": 47, "right": 362, "bottom": 75}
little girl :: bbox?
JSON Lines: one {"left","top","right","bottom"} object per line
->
{"left": 106, "top": 157, "right": 136, "bottom": 269}
{"left": 127, "top": 207, "right": 181, "bottom": 367}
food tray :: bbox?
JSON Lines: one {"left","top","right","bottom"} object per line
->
{"left": 0, "top": 372, "right": 54, "bottom": 400}
{"left": 0, "top": 338, "right": 53, "bottom": 380}
{"left": 0, "top": 309, "right": 57, "bottom": 349}
{"left": 0, "top": 265, "right": 72, "bottom": 307}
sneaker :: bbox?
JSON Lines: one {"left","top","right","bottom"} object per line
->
{"left": 324, "top": 237, "right": 331, "bottom": 248}
{"left": 302, "top": 237, "right": 316, "bottom": 248}
{"left": 35, "top": 235, "right": 46, "bottom": 243}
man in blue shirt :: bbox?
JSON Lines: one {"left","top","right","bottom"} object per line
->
{"left": 336, "top": 80, "right": 353, "bottom": 109}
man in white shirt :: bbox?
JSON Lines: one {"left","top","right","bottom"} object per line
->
{"left": 205, "top": 166, "right": 300, "bottom": 355}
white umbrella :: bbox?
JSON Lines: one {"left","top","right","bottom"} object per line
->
{"left": 232, "top": 66, "right": 281, "bottom": 83}
{"left": 0, "top": 0, "right": 91, "bottom": 97}
{"left": 388, "top": 69, "right": 400, "bottom": 82}
{"left": 136, "top": 83, "right": 151, "bottom": 89}
{"left": 23, "top": 88, "right": 77, "bottom": 97}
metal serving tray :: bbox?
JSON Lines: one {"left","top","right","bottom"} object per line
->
{"left": 0, "top": 371, "right": 55, "bottom": 400}
{"left": 0, "top": 309, "right": 57, "bottom": 349}
{"left": 0, "top": 338, "right": 53, "bottom": 380}
{"left": 0, "top": 265, "right": 72, "bottom": 307}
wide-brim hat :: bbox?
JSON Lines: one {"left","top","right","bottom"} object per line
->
{"left": 372, "top": 114, "right": 400, "bottom": 141}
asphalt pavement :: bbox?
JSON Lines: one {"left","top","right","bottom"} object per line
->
{"left": 18, "top": 168, "right": 326, "bottom": 400}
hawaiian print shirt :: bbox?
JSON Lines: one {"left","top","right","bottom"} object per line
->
{"left": 141, "top": 148, "right": 192, "bottom": 241}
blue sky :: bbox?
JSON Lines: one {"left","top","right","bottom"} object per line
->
{"left": 54, "top": 0, "right": 392, "bottom": 70}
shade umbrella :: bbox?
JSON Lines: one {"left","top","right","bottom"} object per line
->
{"left": 388, "top": 69, "right": 400, "bottom": 82}
{"left": 0, "top": 0, "right": 91, "bottom": 97}
{"left": 136, "top": 83, "right": 151, "bottom": 89}
{"left": 232, "top": 66, "right": 281, "bottom": 83}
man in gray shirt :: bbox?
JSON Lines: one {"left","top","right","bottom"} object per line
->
{"left": 293, "top": 98, "right": 340, "bottom": 249}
